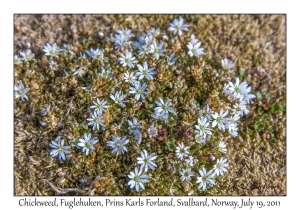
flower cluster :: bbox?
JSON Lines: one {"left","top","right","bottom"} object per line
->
{"left": 14, "top": 16, "right": 256, "bottom": 195}
{"left": 128, "top": 149, "right": 157, "bottom": 192}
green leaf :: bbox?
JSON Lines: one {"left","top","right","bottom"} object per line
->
{"left": 166, "top": 116, "right": 176, "bottom": 127}
{"left": 167, "top": 82, "right": 173, "bottom": 89}
{"left": 280, "top": 104, "right": 286, "bottom": 111}
{"left": 34, "top": 24, "right": 39, "bottom": 30}
{"left": 239, "top": 68, "right": 246, "bottom": 76}
{"left": 255, "top": 122, "right": 264, "bottom": 130}
{"left": 271, "top": 103, "right": 280, "bottom": 114}
{"left": 267, "top": 97, "right": 272, "bottom": 103}
{"left": 243, "top": 38, "right": 249, "bottom": 47}
{"left": 256, "top": 91, "right": 263, "bottom": 100}
{"left": 81, "top": 123, "right": 88, "bottom": 130}
{"left": 167, "top": 141, "right": 176, "bottom": 151}
{"left": 266, "top": 120, "right": 273, "bottom": 127}
{"left": 253, "top": 57, "right": 259, "bottom": 64}
{"left": 259, "top": 116, "right": 266, "bottom": 123}
{"left": 186, "top": 14, "right": 196, "bottom": 20}
{"left": 257, "top": 106, "right": 264, "bottom": 114}
{"left": 247, "top": 128, "right": 254, "bottom": 135}
{"left": 82, "top": 39, "right": 89, "bottom": 50}
{"left": 270, "top": 138, "right": 276, "bottom": 144}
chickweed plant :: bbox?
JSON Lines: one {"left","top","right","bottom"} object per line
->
{"left": 14, "top": 16, "right": 258, "bottom": 195}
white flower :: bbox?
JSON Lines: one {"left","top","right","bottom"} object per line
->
{"left": 185, "top": 156, "right": 195, "bottom": 167}
{"left": 179, "top": 168, "right": 195, "bottom": 182}
{"left": 124, "top": 71, "right": 137, "bottom": 84}
{"left": 41, "top": 104, "right": 51, "bottom": 116}
{"left": 149, "top": 40, "right": 166, "bottom": 59}
{"left": 114, "top": 34, "right": 132, "bottom": 51}
{"left": 99, "top": 67, "right": 113, "bottom": 79}
{"left": 118, "top": 50, "right": 138, "bottom": 68}
{"left": 241, "top": 91, "right": 256, "bottom": 105}
{"left": 62, "top": 44, "right": 75, "bottom": 56}
{"left": 190, "top": 34, "right": 199, "bottom": 45}
{"left": 127, "top": 118, "right": 142, "bottom": 136}
{"left": 87, "top": 110, "right": 104, "bottom": 131}
{"left": 228, "top": 126, "right": 239, "bottom": 137}
{"left": 146, "top": 27, "right": 160, "bottom": 37}
{"left": 106, "top": 33, "right": 115, "bottom": 42}
{"left": 78, "top": 52, "right": 87, "bottom": 59}
{"left": 228, "top": 78, "right": 248, "bottom": 99}
{"left": 117, "top": 28, "right": 134, "bottom": 39}
{"left": 223, "top": 83, "right": 231, "bottom": 96}
{"left": 86, "top": 48, "right": 105, "bottom": 64}
{"left": 144, "top": 35, "right": 154, "bottom": 45}
{"left": 187, "top": 42, "right": 204, "bottom": 57}
{"left": 175, "top": 143, "right": 190, "bottom": 160}
{"left": 43, "top": 43, "right": 63, "bottom": 57}
{"left": 225, "top": 114, "right": 240, "bottom": 130}
{"left": 106, "top": 135, "right": 129, "bottom": 156}
{"left": 195, "top": 134, "right": 207, "bottom": 145}
{"left": 168, "top": 17, "right": 189, "bottom": 36}
{"left": 239, "top": 82, "right": 256, "bottom": 104}
{"left": 49, "top": 136, "right": 71, "bottom": 161}
{"left": 222, "top": 58, "right": 235, "bottom": 70}
{"left": 134, "top": 133, "right": 142, "bottom": 145}
{"left": 137, "top": 35, "right": 154, "bottom": 56}
{"left": 213, "top": 158, "right": 229, "bottom": 176}
{"left": 110, "top": 91, "right": 127, "bottom": 107}
{"left": 199, "top": 105, "right": 213, "bottom": 121}
{"left": 138, "top": 44, "right": 150, "bottom": 56}
{"left": 137, "top": 149, "right": 157, "bottom": 172}
{"left": 148, "top": 123, "right": 158, "bottom": 138}
{"left": 129, "top": 81, "right": 148, "bottom": 101}
{"left": 133, "top": 35, "right": 150, "bottom": 56}
{"left": 49, "top": 61, "right": 58, "bottom": 70}
{"left": 154, "top": 98, "right": 175, "bottom": 117}
{"left": 212, "top": 110, "right": 229, "bottom": 131}
{"left": 195, "top": 117, "right": 212, "bottom": 139}
{"left": 151, "top": 111, "right": 169, "bottom": 121}
{"left": 14, "top": 81, "right": 30, "bottom": 101}
{"left": 162, "top": 34, "right": 169, "bottom": 42}
{"left": 133, "top": 35, "right": 147, "bottom": 48}
{"left": 14, "top": 54, "right": 22, "bottom": 65}
{"left": 77, "top": 133, "right": 98, "bottom": 156}
{"left": 196, "top": 168, "right": 216, "bottom": 191}
{"left": 167, "top": 52, "right": 178, "bottom": 65}
{"left": 232, "top": 101, "right": 249, "bottom": 117}
{"left": 19, "top": 49, "right": 35, "bottom": 62}
{"left": 218, "top": 142, "right": 227, "bottom": 154}
{"left": 128, "top": 167, "right": 150, "bottom": 192}
{"left": 73, "top": 66, "right": 87, "bottom": 78}
{"left": 90, "top": 98, "right": 109, "bottom": 113}
{"left": 136, "top": 61, "right": 157, "bottom": 80}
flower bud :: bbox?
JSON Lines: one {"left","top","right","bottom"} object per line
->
{"left": 25, "top": 42, "right": 31, "bottom": 49}
{"left": 98, "top": 31, "right": 104, "bottom": 39}
{"left": 162, "top": 34, "right": 169, "bottom": 41}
